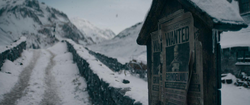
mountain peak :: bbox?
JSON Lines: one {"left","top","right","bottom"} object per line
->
{"left": 88, "top": 22, "right": 146, "bottom": 63}
{"left": 114, "top": 22, "right": 143, "bottom": 39}
{"left": 0, "top": 0, "right": 93, "bottom": 47}
{"left": 70, "top": 17, "right": 116, "bottom": 44}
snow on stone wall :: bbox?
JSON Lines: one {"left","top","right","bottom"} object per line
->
{"left": 87, "top": 49, "right": 128, "bottom": 72}
{"left": 66, "top": 40, "right": 147, "bottom": 105}
{"left": 88, "top": 49, "right": 147, "bottom": 79}
{"left": 0, "top": 37, "right": 26, "bottom": 71}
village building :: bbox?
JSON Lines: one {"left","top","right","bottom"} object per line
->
{"left": 238, "top": 0, "right": 250, "bottom": 16}
{"left": 221, "top": 0, "right": 250, "bottom": 76}
{"left": 137, "top": 0, "right": 247, "bottom": 105}
{"left": 221, "top": 47, "right": 250, "bottom": 75}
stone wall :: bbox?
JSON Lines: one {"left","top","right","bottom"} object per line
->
{"left": 66, "top": 41, "right": 143, "bottom": 105}
{"left": 87, "top": 49, "right": 128, "bottom": 72}
{"left": 87, "top": 49, "right": 147, "bottom": 79}
{"left": 0, "top": 41, "right": 26, "bottom": 71}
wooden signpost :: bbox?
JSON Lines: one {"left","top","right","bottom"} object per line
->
{"left": 151, "top": 10, "right": 204, "bottom": 105}
{"left": 137, "top": 0, "right": 247, "bottom": 105}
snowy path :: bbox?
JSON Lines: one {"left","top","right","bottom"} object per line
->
{"left": 40, "top": 50, "right": 62, "bottom": 105}
{"left": 0, "top": 51, "right": 40, "bottom": 105}
{"left": 0, "top": 42, "right": 90, "bottom": 105}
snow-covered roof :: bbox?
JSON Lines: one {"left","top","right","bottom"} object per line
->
{"left": 220, "top": 12, "right": 250, "bottom": 48}
{"left": 137, "top": 0, "right": 248, "bottom": 45}
{"left": 221, "top": 23, "right": 250, "bottom": 48}
{"left": 189, "top": 0, "right": 244, "bottom": 25}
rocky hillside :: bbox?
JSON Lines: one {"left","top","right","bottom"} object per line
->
{"left": 113, "top": 22, "right": 142, "bottom": 39}
{"left": 88, "top": 22, "right": 146, "bottom": 64}
{"left": 0, "top": 0, "right": 93, "bottom": 48}
{"left": 70, "top": 17, "right": 116, "bottom": 44}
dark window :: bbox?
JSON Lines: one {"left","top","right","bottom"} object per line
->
{"left": 236, "top": 50, "right": 250, "bottom": 62}
{"left": 240, "top": 0, "right": 250, "bottom": 13}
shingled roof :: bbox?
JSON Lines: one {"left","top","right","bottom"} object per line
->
{"left": 137, "top": 0, "right": 248, "bottom": 45}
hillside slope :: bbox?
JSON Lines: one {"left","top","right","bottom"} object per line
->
{"left": 70, "top": 17, "right": 116, "bottom": 44}
{"left": 88, "top": 22, "right": 146, "bottom": 63}
{"left": 0, "top": 0, "right": 93, "bottom": 48}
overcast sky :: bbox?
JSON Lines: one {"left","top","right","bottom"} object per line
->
{"left": 38, "top": 0, "right": 152, "bottom": 34}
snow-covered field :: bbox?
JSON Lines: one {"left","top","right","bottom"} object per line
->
{"left": 0, "top": 42, "right": 90, "bottom": 105}
{"left": 222, "top": 84, "right": 250, "bottom": 105}
{"left": 221, "top": 73, "right": 250, "bottom": 105}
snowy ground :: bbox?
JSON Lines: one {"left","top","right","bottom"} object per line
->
{"left": 68, "top": 39, "right": 148, "bottom": 105}
{"left": 0, "top": 42, "right": 90, "bottom": 105}
{"left": 0, "top": 50, "right": 34, "bottom": 102}
{"left": 221, "top": 73, "right": 250, "bottom": 105}
{"left": 1, "top": 41, "right": 250, "bottom": 105}
{"left": 222, "top": 84, "right": 250, "bottom": 105}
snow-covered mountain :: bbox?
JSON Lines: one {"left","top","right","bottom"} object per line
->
{"left": 0, "top": 0, "right": 93, "bottom": 48}
{"left": 113, "top": 22, "right": 142, "bottom": 40}
{"left": 70, "top": 17, "right": 116, "bottom": 43}
{"left": 88, "top": 22, "right": 146, "bottom": 64}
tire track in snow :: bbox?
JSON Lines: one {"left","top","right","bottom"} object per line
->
{"left": 0, "top": 50, "right": 40, "bottom": 105}
{"left": 40, "top": 50, "right": 62, "bottom": 105}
